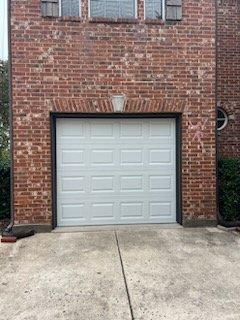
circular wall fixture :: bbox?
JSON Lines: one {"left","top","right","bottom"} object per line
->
{"left": 217, "top": 108, "right": 228, "bottom": 131}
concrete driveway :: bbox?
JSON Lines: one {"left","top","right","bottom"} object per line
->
{"left": 0, "top": 227, "right": 240, "bottom": 320}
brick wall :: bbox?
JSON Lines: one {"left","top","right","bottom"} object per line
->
{"left": 217, "top": 0, "right": 240, "bottom": 157}
{"left": 11, "top": 0, "right": 217, "bottom": 226}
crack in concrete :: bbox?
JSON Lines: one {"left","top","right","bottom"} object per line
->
{"left": 115, "top": 230, "right": 134, "bottom": 320}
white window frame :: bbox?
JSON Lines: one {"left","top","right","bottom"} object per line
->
{"left": 217, "top": 108, "right": 228, "bottom": 131}
{"left": 59, "top": 0, "right": 81, "bottom": 17}
{"left": 144, "top": 0, "right": 165, "bottom": 20}
{"left": 88, "top": 0, "right": 138, "bottom": 19}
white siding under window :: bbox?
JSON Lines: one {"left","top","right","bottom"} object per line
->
{"left": 90, "top": 0, "right": 136, "bottom": 18}
{"left": 61, "top": 0, "right": 80, "bottom": 16}
{"left": 145, "top": 0, "right": 163, "bottom": 20}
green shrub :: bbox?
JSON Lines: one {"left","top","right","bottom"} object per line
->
{"left": 218, "top": 158, "right": 240, "bottom": 223}
{"left": 0, "top": 152, "right": 10, "bottom": 220}
{"left": 0, "top": 60, "right": 10, "bottom": 221}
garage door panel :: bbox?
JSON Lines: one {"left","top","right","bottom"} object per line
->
{"left": 120, "top": 149, "right": 143, "bottom": 165}
{"left": 90, "top": 121, "right": 114, "bottom": 138}
{"left": 149, "top": 120, "right": 173, "bottom": 137}
{"left": 61, "top": 176, "right": 85, "bottom": 192}
{"left": 91, "top": 203, "right": 115, "bottom": 220}
{"left": 119, "top": 120, "right": 143, "bottom": 137}
{"left": 57, "top": 118, "right": 176, "bottom": 226}
{"left": 57, "top": 119, "right": 84, "bottom": 137}
{"left": 58, "top": 147, "right": 174, "bottom": 166}
{"left": 58, "top": 201, "right": 175, "bottom": 225}
{"left": 57, "top": 169, "right": 174, "bottom": 177}
{"left": 120, "top": 202, "right": 144, "bottom": 218}
{"left": 58, "top": 164, "right": 174, "bottom": 173}
{"left": 149, "top": 201, "right": 173, "bottom": 218}
{"left": 120, "top": 176, "right": 143, "bottom": 191}
{"left": 90, "top": 149, "right": 114, "bottom": 165}
{"left": 61, "top": 204, "right": 86, "bottom": 219}
{"left": 61, "top": 150, "right": 85, "bottom": 165}
{"left": 149, "top": 149, "right": 172, "bottom": 164}
{"left": 91, "top": 176, "right": 115, "bottom": 192}
{"left": 149, "top": 176, "right": 172, "bottom": 190}
{"left": 58, "top": 174, "right": 175, "bottom": 200}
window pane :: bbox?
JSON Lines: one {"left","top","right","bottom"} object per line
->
{"left": 106, "top": 1, "right": 119, "bottom": 18}
{"left": 145, "top": 0, "right": 162, "bottom": 19}
{"left": 91, "top": 0, "right": 106, "bottom": 17}
{"left": 217, "top": 110, "right": 224, "bottom": 119}
{"left": 217, "top": 120, "right": 225, "bottom": 129}
{"left": 90, "top": 0, "right": 135, "bottom": 18}
{"left": 120, "top": 0, "right": 135, "bottom": 18}
{"left": 62, "top": 0, "right": 80, "bottom": 16}
{"left": 71, "top": 0, "right": 79, "bottom": 15}
{"left": 217, "top": 108, "right": 228, "bottom": 130}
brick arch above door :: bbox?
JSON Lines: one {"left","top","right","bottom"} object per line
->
{"left": 50, "top": 98, "right": 186, "bottom": 113}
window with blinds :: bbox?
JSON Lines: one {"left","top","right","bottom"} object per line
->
{"left": 145, "top": 0, "right": 163, "bottom": 19}
{"left": 61, "top": 0, "right": 80, "bottom": 16}
{"left": 90, "top": 0, "right": 136, "bottom": 18}
{"left": 41, "top": 0, "right": 182, "bottom": 20}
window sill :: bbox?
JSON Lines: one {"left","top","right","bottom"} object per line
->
{"left": 144, "top": 19, "right": 164, "bottom": 25}
{"left": 88, "top": 17, "right": 139, "bottom": 24}
{"left": 57, "top": 16, "right": 83, "bottom": 22}
{"left": 42, "top": 16, "right": 82, "bottom": 22}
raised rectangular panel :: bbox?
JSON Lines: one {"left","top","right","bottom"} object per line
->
{"left": 60, "top": 120, "right": 83, "bottom": 137}
{"left": 120, "top": 121, "right": 142, "bottom": 137}
{"left": 91, "top": 176, "right": 114, "bottom": 192}
{"left": 91, "top": 150, "right": 114, "bottom": 164}
{"left": 120, "top": 202, "right": 143, "bottom": 218}
{"left": 149, "top": 202, "right": 171, "bottom": 217}
{"left": 149, "top": 149, "right": 171, "bottom": 164}
{"left": 62, "top": 177, "right": 85, "bottom": 192}
{"left": 90, "top": 122, "right": 113, "bottom": 137}
{"left": 62, "top": 150, "right": 84, "bottom": 164}
{"left": 149, "top": 176, "right": 171, "bottom": 190}
{"left": 91, "top": 203, "right": 114, "bottom": 219}
{"left": 149, "top": 121, "right": 171, "bottom": 137}
{"left": 62, "top": 204, "right": 85, "bottom": 219}
{"left": 120, "top": 176, "right": 143, "bottom": 191}
{"left": 121, "top": 150, "right": 142, "bottom": 164}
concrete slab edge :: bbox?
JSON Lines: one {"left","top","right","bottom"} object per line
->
{"left": 13, "top": 224, "right": 52, "bottom": 233}
{"left": 52, "top": 223, "right": 183, "bottom": 233}
{"left": 217, "top": 225, "right": 237, "bottom": 232}
{"left": 182, "top": 219, "right": 217, "bottom": 228}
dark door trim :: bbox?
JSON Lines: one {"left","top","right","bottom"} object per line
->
{"left": 50, "top": 112, "right": 182, "bottom": 229}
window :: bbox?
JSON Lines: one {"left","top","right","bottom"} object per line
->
{"left": 90, "top": 0, "right": 136, "bottom": 19}
{"left": 217, "top": 108, "right": 228, "bottom": 131}
{"left": 145, "top": 0, "right": 164, "bottom": 20}
{"left": 60, "top": 0, "right": 80, "bottom": 16}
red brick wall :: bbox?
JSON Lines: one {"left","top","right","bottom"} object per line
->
{"left": 11, "top": 0, "right": 217, "bottom": 226}
{"left": 217, "top": 0, "right": 240, "bottom": 157}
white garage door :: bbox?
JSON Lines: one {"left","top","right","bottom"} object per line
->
{"left": 56, "top": 118, "right": 176, "bottom": 226}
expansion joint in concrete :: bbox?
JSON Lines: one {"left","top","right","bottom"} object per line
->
{"left": 115, "top": 231, "right": 134, "bottom": 320}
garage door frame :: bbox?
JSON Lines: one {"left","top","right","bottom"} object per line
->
{"left": 50, "top": 113, "right": 182, "bottom": 229}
